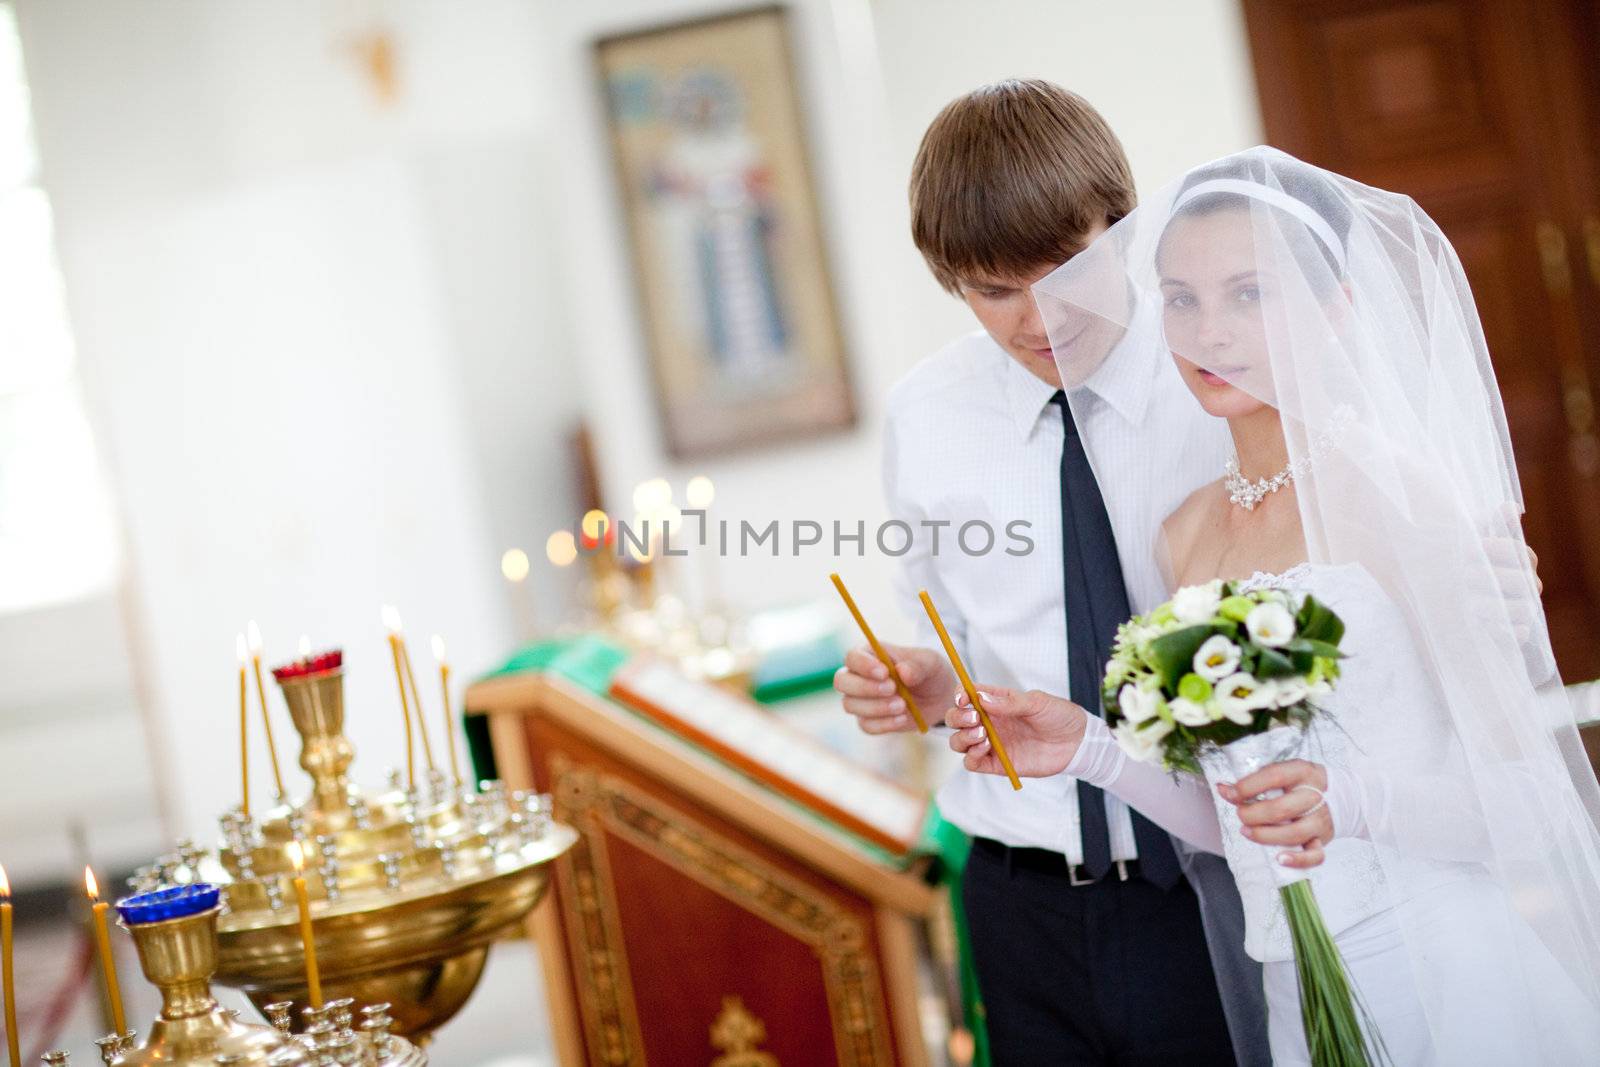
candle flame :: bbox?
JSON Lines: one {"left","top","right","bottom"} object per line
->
{"left": 545, "top": 530, "right": 577, "bottom": 567}
{"left": 431, "top": 634, "right": 446, "bottom": 662}
{"left": 631, "top": 478, "right": 673, "bottom": 517}
{"left": 0, "top": 861, "right": 10, "bottom": 898}
{"left": 247, "top": 619, "right": 263, "bottom": 654}
{"left": 580, "top": 510, "right": 609, "bottom": 541}
{"left": 382, "top": 604, "right": 403, "bottom": 633}
{"left": 84, "top": 865, "right": 99, "bottom": 902}
{"left": 287, "top": 840, "right": 305, "bottom": 873}
{"left": 236, "top": 632, "right": 247, "bottom": 663}
{"left": 299, "top": 634, "right": 312, "bottom": 657}
{"left": 686, "top": 475, "right": 715, "bottom": 509}
{"left": 500, "top": 548, "right": 530, "bottom": 583}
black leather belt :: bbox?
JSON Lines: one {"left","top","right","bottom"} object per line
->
{"left": 973, "top": 836, "right": 1142, "bottom": 887}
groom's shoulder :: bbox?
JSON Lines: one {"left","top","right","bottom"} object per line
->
{"left": 887, "top": 331, "right": 1007, "bottom": 424}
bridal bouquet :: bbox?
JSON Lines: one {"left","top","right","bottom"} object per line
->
{"left": 1101, "top": 578, "right": 1343, "bottom": 773}
{"left": 1103, "top": 579, "right": 1383, "bottom": 1067}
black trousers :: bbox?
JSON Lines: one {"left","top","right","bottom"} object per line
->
{"left": 964, "top": 837, "right": 1236, "bottom": 1066}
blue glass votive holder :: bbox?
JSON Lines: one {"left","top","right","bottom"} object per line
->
{"left": 115, "top": 883, "right": 221, "bottom": 925}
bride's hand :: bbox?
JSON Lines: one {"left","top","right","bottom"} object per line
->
{"left": 1216, "top": 760, "right": 1332, "bottom": 871}
{"left": 946, "top": 686, "right": 1088, "bottom": 778}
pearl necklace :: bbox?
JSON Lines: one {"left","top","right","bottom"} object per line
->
{"left": 1224, "top": 456, "right": 1305, "bottom": 511}
{"left": 1223, "top": 407, "right": 1355, "bottom": 511}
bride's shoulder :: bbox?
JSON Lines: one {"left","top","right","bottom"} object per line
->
{"left": 1160, "top": 479, "right": 1227, "bottom": 572}
{"left": 1163, "top": 479, "right": 1227, "bottom": 538}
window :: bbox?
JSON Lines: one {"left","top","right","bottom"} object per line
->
{"left": 0, "top": 3, "right": 119, "bottom": 613}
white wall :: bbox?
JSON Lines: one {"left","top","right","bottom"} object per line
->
{"left": 13, "top": 0, "right": 581, "bottom": 843}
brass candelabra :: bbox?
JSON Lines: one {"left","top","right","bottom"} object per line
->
{"left": 130, "top": 652, "right": 576, "bottom": 1041}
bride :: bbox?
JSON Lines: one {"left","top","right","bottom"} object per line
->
{"left": 950, "top": 147, "right": 1600, "bottom": 1064}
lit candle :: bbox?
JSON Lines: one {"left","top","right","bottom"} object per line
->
{"left": 685, "top": 475, "right": 715, "bottom": 510}
{"left": 546, "top": 531, "right": 577, "bottom": 568}
{"left": 246, "top": 621, "right": 286, "bottom": 798}
{"left": 286, "top": 843, "right": 323, "bottom": 1008}
{"left": 84, "top": 867, "right": 127, "bottom": 1036}
{"left": 626, "top": 516, "right": 658, "bottom": 605}
{"left": 431, "top": 635, "right": 461, "bottom": 785}
{"left": 237, "top": 633, "right": 251, "bottom": 818}
{"left": 2, "top": 862, "right": 18, "bottom": 1067}
{"left": 502, "top": 548, "right": 538, "bottom": 642}
{"left": 685, "top": 476, "right": 722, "bottom": 614}
{"left": 381, "top": 606, "right": 416, "bottom": 788}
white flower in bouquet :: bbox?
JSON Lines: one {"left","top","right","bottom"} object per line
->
{"left": 1104, "top": 651, "right": 1135, "bottom": 690}
{"left": 1272, "top": 677, "right": 1310, "bottom": 708}
{"left": 1168, "top": 697, "right": 1212, "bottom": 727}
{"left": 1172, "top": 580, "right": 1224, "bottom": 624}
{"left": 1193, "top": 635, "right": 1242, "bottom": 682}
{"left": 1117, "top": 682, "right": 1164, "bottom": 724}
{"left": 1213, "top": 671, "right": 1274, "bottom": 725}
{"left": 1245, "top": 601, "right": 1296, "bottom": 647}
{"left": 1113, "top": 717, "right": 1171, "bottom": 764}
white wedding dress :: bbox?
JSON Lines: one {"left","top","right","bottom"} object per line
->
{"left": 1068, "top": 561, "right": 1600, "bottom": 1065}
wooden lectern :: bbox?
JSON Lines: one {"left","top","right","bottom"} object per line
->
{"left": 467, "top": 659, "right": 940, "bottom": 1066}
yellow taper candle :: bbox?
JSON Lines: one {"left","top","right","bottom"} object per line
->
{"left": 432, "top": 635, "right": 462, "bottom": 785}
{"left": 918, "top": 590, "right": 1022, "bottom": 790}
{"left": 829, "top": 573, "right": 929, "bottom": 732}
{"left": 398, "top": 638, "right": 437, "bottom": 773}
{"left": 2, "top": 862, "right": 19, "bottom": 1067}
{"left": 287, "top": 843, "right": 323, "bottom": 1008}
{"left": 246, "top": 621, "right": 286, "bottom": 798}
{"left": 382, "top": 607, "right": 417, "bottom": 788}
{"left": 236, "top": 633, "right": 250, "bottom": 818}
{"left": 84, "top": 867, "right": 127, "bottom": 1036}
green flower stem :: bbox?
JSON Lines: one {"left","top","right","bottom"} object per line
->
{"left": 1280, "top": 880, "right": 1389, "bottom": 1066}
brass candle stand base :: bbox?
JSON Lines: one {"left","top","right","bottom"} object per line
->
{"left": 54, "top": 884, "right": 426, "bottom": 1066}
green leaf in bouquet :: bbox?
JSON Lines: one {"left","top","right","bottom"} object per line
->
{"left": 1103, "top": 690, "right": 1122, "bottom": 721}
{"left": 1147, "top": 625, "right": 1215, "bottom": 688}
{"left": 1285, "top": 638, "right": 1347, "bottom": 660}
{"left": 1254, "top": 647, "right": 1298, "bottom": 679}
{"left": 1297, "top": 595, "right": 1345, "bottom": 646}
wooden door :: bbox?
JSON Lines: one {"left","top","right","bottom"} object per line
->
{"left": 1244, "top": 0, "right": 1600, "bottom": 681}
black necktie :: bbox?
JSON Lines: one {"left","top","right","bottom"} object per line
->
{"left": 1051, "top": 391, "right": 1181, "bottom": 889}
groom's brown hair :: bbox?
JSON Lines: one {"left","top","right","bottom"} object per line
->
{"left": 910, "top": 79, "right": 1135, "bottom": 293}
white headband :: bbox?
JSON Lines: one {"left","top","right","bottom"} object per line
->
{"left": 1172, "top": 177, "right": 1346, "bottom": 273}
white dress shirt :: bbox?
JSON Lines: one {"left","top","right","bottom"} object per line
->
{"left": 883, "top": 311, "right": 1228, "bottom": 861}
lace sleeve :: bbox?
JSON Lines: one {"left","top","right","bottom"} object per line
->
{"left": 1067, "top": 715, "right": 1226, "bottom": 855}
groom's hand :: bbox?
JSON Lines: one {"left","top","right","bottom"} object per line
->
{"left": 947, "top": 685, "right": 1087, "bottom": 778}
{"left": 834, "top": 644, "right": 953, "bottom": 735}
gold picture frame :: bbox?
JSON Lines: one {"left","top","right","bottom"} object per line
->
{"left": 595, "top": 5, "right": 856, "bottom": 458}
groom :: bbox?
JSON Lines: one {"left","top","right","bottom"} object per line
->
{"left": 833, "top": 80, "right": 1265, "bottom": 1064}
